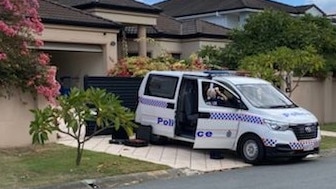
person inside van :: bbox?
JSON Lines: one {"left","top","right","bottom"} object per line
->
{"left": 206, "top": 87, "right": 228, "bottom": 106}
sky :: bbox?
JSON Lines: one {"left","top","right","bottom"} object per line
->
{"left": 136, "top": 0, "right": 335, "bottom": 15}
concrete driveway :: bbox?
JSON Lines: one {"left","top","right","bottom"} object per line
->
{"left": 57, "top": 135, "right": 250, "bottom": 172}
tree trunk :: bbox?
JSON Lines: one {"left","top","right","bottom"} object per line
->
{"left": 76, "top": 142, "right": 84, "bottom": 166}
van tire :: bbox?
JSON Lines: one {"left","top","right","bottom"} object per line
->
{"left": 238, "top": 134, "right": 264, "bottom": 164}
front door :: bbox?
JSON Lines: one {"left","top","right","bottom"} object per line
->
{"left": 193, "top": 79, "right": 241, "bottom": 149}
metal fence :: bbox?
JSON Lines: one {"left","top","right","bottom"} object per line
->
{"left": 83, "top": 76, "right": 143, "bottom": 136}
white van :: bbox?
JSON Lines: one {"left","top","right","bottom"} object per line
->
{"left": 135, "top": 71, "right": 320, "bottom": 164}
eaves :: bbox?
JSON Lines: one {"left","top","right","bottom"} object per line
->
{"left": 42, "top": 18, "right": 122, "bottom": 30}
{"left": 126, "top": 32, "right": 229, "bottom": 39}
{"left": 75, "top": 3, "right": 161, "bottom": 15}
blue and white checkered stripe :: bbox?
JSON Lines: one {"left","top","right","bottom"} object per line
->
{"left": 262, "top": 139, "right": 319, "bottom": 150}
{"left": 139, "top": 97, "right": 168, "bottom": 108}
{"left": 209, "top": 113, "right": 263, "bottom": 125}
{"left": 263, "top": 138, "right": 277, "bottom": 147}
{"left": 289, "top": 140, "right": 319, "bottom": 150}
{"left": 290, "top": 142, "right": 304, "bottom": 150}
{"left": 210, "top": 113, "right": 240, "bottom": 121}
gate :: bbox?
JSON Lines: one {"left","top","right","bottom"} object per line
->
{"left": 83, "top": 76, "right": 143, "bottom": 135}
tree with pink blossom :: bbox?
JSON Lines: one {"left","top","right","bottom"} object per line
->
{"left": 0, "top": 0, "right": 60, "bottom": 103}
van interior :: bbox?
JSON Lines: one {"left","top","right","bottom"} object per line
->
{"left": 175, "top": 78, "right": 199, "bottom": 138}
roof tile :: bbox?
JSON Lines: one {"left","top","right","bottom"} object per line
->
{"left": 154, "top": 0, "right": 321, "bottom": 17}
{"left": 39, "top": 0, "right": 121, "bottom": 29}
{"left": 124, "top": 14, "right": 230, "bottom": 37}
{"left": 53, "top": 0, "right": 161, "bottom": 14}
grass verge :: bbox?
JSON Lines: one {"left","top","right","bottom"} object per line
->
{"left": 319, "top": 123, "right": 336, "bottom": 150}
{"left": 321, "top": 136, "right": 336, "bottom": 150}
{"left": 321, "top": 123, "right": 336, "bottom": 132}
{"left": 0, "top": 144, "right": 169, "bottom": 189}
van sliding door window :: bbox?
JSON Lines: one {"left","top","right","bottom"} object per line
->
{"left": 144, "top": 75, "right": 178, "bottom": 99}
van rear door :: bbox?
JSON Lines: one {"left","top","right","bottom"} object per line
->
{"left": 193, "top": 79, "right": 242, "bottom": 149}
{"left": 137, "top": 74, "right": 179, "bottom": 138}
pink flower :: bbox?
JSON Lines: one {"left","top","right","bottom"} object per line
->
{"left": 1, "top": 0, "right": 59, "bottom": 103}
{"left": 38, "top": 53, "right": 50, "bottom": 65}
{"left": 1, "top": 0, "right": 14, "bottom": 11}
{"left": 35, "top": 39, "right": 44, "bottom": 47}
{"left": 34, "top": 66, "right": 61, "bottom": 104}
{"left": 0, "top": 52, "right": 7, "bottom": 61}
{"left": 0, "top": 21, "right": 16, "bottom": 37}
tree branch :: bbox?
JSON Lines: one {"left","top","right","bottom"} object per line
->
{"left": 83, "top": 125, "right": 115, "bottom": 143}
{"left": 56, "top": 127, "right": 77, "bottom": 139}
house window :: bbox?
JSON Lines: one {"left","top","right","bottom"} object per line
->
{"left": 171, "top": 53, "right": 181, "bottom": 59}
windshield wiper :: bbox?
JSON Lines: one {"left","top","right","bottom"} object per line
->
{"left": 268, "top": 104, "right": 295, "bottom": 109}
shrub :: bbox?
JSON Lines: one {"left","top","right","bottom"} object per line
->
{"left": 0, "top": 0, "right": 60, "bottom": 102}
{"left": 108, "top": 54, "right": 209, "bottom": 77}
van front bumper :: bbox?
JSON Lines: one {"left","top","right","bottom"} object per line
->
{"left": 265, "top": 144, "right": 319, "bottom": 158}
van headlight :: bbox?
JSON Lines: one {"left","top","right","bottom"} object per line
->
{"left": 264, "top": 119, "right": 289, "bottom": 131}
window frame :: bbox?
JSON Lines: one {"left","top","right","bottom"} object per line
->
{"left": 144, "top": 74, "right": 179, "bottom": 99}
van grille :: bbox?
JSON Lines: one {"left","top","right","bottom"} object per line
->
{"left": 289, "top": 123, "right": 318, "bottom": 140}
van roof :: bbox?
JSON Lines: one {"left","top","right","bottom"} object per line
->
{"left": 214, "top": 76, "right": 270, "bottom": 85}
{"left": 147, "top": 71, "right": 270, "bottom": 85}
{"left": 148, "top": 71, "right": 208, "bottom": 77}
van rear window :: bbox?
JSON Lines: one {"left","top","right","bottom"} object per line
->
{"left": 144, "top": 75, "right": 178, "bottom": 99}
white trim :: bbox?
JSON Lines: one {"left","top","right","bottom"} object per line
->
{"left": 175, "top": 8, "right": 261, "bottom": 20}
{"left": 39, "top": 42, "right": 103, "bottom": 52}
{"left": 175, "top": 8, "right": 303, "bottom": 20}
{"left": 44, "top": 24, "right": 119, "bottom": 34}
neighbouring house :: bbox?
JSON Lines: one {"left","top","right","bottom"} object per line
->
{"left": 39, "top": 0, "right": 329, "bottom": 87}
{"left": 37, "top": 0, "right": 231, "bottom": 88}
{"left": 124, "top": 14, "right": 231, "bottom": 59}
{"left": 51, "top": 0, "right": 231, "bottom": 59}
{"left": 154, "top": 0, "right": 326, "bottom": 29}
{"left": 327, "top": 14, "right": 336, "bottom": 25}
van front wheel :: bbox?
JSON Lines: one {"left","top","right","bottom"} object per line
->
{"left": 239, "top": 135, "right": 264, "bottom": 164}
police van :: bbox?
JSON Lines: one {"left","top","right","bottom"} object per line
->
{"left": 135, "top": 71, "right": 320, "bottom": 164}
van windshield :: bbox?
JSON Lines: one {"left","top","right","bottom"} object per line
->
{"left": 236, "top": 84, "right": 297, "bottom": 109}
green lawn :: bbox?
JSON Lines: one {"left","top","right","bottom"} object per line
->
{"left": 1, "top": 123, "right": 336, "bottom": 189}
{"left": 321, "top": 136, "right": 336, "bottom": 150}
{"left": 0, "top": 144, "right": 169, "bottom": 189}
{"left": 321, "top": 123, "right": 336, "bottom": 132}
{"left": 320, "top": 123, "right": 336, "bottom": 150}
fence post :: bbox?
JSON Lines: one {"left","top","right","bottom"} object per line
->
{"left": 323, "top": 72, "right": 333, "bottom": 124}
